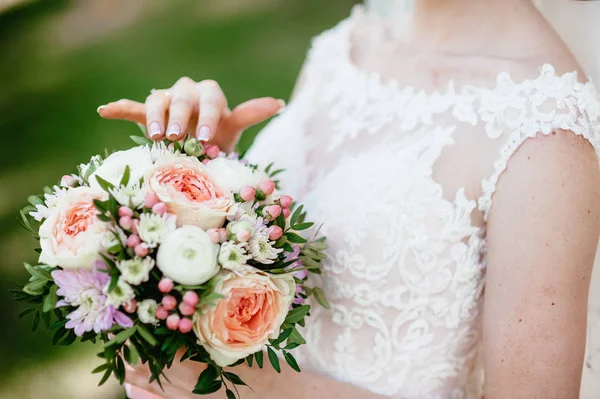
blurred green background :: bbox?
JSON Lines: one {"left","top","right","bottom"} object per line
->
{"left": 0, "top": 0, "right": 354, "bottom": 397}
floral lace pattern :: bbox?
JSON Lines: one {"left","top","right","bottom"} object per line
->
{"left": 245, "top": 6, "right": 600, "bottom": 399}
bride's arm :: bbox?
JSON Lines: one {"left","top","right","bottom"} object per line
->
{"left": 483, "top": 132, "right": 600, "bottom": 398}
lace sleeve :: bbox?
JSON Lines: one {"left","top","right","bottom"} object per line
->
{"left": 477, "top": 65, "right": 600, "bottom": 220}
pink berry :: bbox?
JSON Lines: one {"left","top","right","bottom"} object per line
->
{"left": 126, "top": 234, "right": 141, "bottom": 248}
{"left": 131, "top": 220, "right": 139, "bottom": 235}
{"left": 134, "top": 244, "right": 148, "bottom": 257}
{"left": 152, "top": 202, "right": 167, "bottom": 215}
{"left": 178, "top": 318, "right": 193, "bottom": 334}
{"left": 218, "top": 228, "right": 228, "bottom": 243}
{"left": 283, "top": 208, "right": 291, "bottom": 218}
{"left": 240, "top": 186, "right": 256, "bottom": 202}
{"left": 264, "top": 205, "right": 282, "bottom": 220}
{"left": 258, "top": 180, "right": 275, "bottom": 196}
{"left": 179, "top": 302, "right": 196, "bottom": 316}
{"left": 123, "top": 299, "right": 137, "bottom": 313}
{"left": 269, "top": 225, "right": 283, "bottom": 241}
{"left": 166, "top": 314, "right": 180, "bottom": 330}
{"left": 280, "top": 195, "right": 293, "bottom": 208}
{"left": 155, "top": 306, "right": 169, "bottom": 320}
{"left": 182, "top": 291, "right": 199, "bottom": 307}
{"left": 206, "top": 228, "right": 221, "bottom": 244}
{"left": 158, "top": 278, "right": 174, "bottom": 293}
{"left": 118, "top": 206, "right": 134, "bottom": 218}
{"left": 162, "top": 295, "right": 177, "bottom": 311}
{"left": 206, "top": 145, "right": 220, "bottom": 159}
{"left": 144, "top": 192, "right": 159, "bottom": 209}
{"left": 119, "top": 216, "right": 133, "bottom": 230}
{"left": 237, "top": 230, "right": 251, "bottom": 242}
{"left": 201, "top": 159, "right": 210, "bottom": 165}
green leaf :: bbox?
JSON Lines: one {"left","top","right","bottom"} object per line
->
{"left": 32, "top": 311, "right": 40, "bottom": 332}
{"left": 283, "top": 351, "right": 301, "bottom": 372}
{"left": 284, "top": 305, "right": 310, "bottom": 324}
{"left": 130, "top": 135, "right": 152, "bottom": 146}
{"left": 194, "top": 366, "right": 221, "bottom": 393}
{"left": 96, "top": 214, "right": 112, "bottom": 222}
{"left": 173, "top": 139, "right": 182, "bottom": 152}
{"left": 275, "top": 212, "right": 286, "bottom": 229}
{"left": 284, "top": 342, "right": 300, "bottom": 350}
{"left": 245, "top": 354, "right": 253, "bottom": 367}
{"left": 313, "top": 287, "right": 331, "bottom": 310}
{"left": 58, "top": 331, "right": 77, "bottom": 346}
{"left": 270, "top": 328, "right": 293, "bottom": 347}
{"left": 264, "top": 162, "right": 274, "bottom": 174}
{"left": 285, "top": 232, "right": 307, "bottom": 244}
{"left": 119, "top": 165, "right": 131, "bottom": 187}
{"left": 299, "top": 256, "right": 320, "bottom": 269}
{"left": 287, "top": 327, "right": 306, "bottom": 345}
{"left": 254, "top": 350, "right": 263, "bottom": 368}
{"left": 42, "top": 284, "right": 58, "bottom": 313}
{"left": 19, "top": 209, "right": 32, "bottom": 230}
{"left": 193, "top": 380, "right": 223, "bottom": 395}
{"left": 226, "top": 389, "right": 236, "bottom": 399}
{"left": 93, "top": 199, "right": 108, "bottom": 213}
{"left": 123, "top": 344, "right": 139, "bottom": 366}
{"left": 94, "top": 175, "right": 115, "bottom": 193}
{"left": 98, "top": 367, "right": 113, "bottom": 386}
{"left": 290, "top": 205, "right": 304, "bottom": 226}
{"left": 108, "top": 273, "right": 119, "bottom": 293}
{"left": 223, "top": 372, "right": 247, "bottom": 386}
{"left": 291, "top": 222, "right": 314, "bottom": 231}
{"left": 27, "top": 195, "right": 45, "bottom": 206}
{"left": 269, "top": 168, "right": 284, "bottom": 177}
{"left": 24, "top": 263, "right": 52, "bottom": 281}
{"left": 23, "top": 279, "right": 47, "bottom": 296}
{"left": 115, "top": 356, "right": 126, "bottom": 384}
{"left": 19, "top": 308, "right": 36, "bottom": 319}
{"left": 267, "top": 347, "right": 280, "bottom": 373}
{"left": 52, "top": 328, "right": 68, "bottom": 346}
{"left": 104, "top": 327, "right": 136, "bottom": 347}
{"left": 136, "top": 324, "right": 158, "bottom": 346}
{"left": 308, "top": 241, "right": 328, "bottom": 251}
{"left": 92, "top": 363, "right": 109, "bottom": 374}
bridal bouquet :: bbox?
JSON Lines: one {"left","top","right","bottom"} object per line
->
{"left": 13, "top": 135, "right": 328, "bottom": 397}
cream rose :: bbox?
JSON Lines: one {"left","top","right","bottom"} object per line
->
{"left": 205, "top": 158, "right": 266, "bottom": 193}
{"left": 193, "top": 271, "right": 296, "bottom": 367}
{"left": 156, "top": 225, "right": 220, "bottom": 285}
{"left": 39, "top": 186, "right": 109, "bottom": 269}
{"left": 89, "top": 146, "right": 153, "bottom": 191}
{"left": 147, "top": 156, "right": 234, "bottom": 229}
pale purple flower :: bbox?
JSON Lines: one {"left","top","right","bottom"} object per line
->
{"left": 52, "top": 261, "right": 133, "bottom": 336}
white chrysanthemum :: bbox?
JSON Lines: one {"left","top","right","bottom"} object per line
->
{"left": 148, "top": 141, "right": 184, "bottom": 162}
{"left": 137, "top": 299, "right": 158, "bottom": 325}
{"left": 137, "top": 212, "right": 177, "bottom": 248}
{"left": 29, "top": 186, "right": 68, "bottom": 222}
{"left": 218, "top": 241, "right": 250, "bottom": 271}
{"left": 117, "top": 256, "right": 155, "bottom": 285}
{"left": 227, "top": 202, "right": 258, "bottom": 224}
{"left": 248, "top": 231, "right": 282, "bottom": 264}
{"left": 105, "top": 278, "right": 135, "bottom": 307}
{"left": 109, "top": 181, "right": 147, "bottom": 209}
{"left": 102, "top": 227, "right": 127, "bottom": 251}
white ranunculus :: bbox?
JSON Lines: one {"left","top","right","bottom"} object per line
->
{"left": 205, "top": 158, "right": 264, "bottom": 193}
{"left": 38, "top": 186, "right": 109, "bottom": 269}
{"left": 147, "top": 156, "right": 234, "bottom": 230}
{"left": 193, "top": 271, "right": 296, "bottom": 367}
{"left": 156, "top": 225, "right": 220, "bottom": 285}
{"left": 89, "top": 146, "right": 153, "bottom": 192}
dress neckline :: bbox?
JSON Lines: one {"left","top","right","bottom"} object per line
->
{"left": 335, "top": 4, "right": 597, "bottom": 101}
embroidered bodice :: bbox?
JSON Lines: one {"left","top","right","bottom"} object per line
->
{"left": 245, "top": 6, "right": 600, "bottom": 398}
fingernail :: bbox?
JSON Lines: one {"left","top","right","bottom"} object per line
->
{"left": 124, "top": 383, "right": 132, "bottom": 397}
{"left": 166, "top": 124, "right": 181, "bottom": 139}
{"left": 149, "top": 122, "right": 161, "bottom": 138}
{"left": 96, "top": 105, "right": 106, "bottom": 113}
{"left": 276, "top": 99, "right": 286, "bottom": 114}
{"left": 197, "top": 125, "right": 211, "bottom": 141}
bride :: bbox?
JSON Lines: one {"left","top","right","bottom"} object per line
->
{"left": 97, "top": 0, "right": 600, "bottom": 398}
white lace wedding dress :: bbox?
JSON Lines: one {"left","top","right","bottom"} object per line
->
{"left": 246, "top": 5, "right": 600, "bottom": 398}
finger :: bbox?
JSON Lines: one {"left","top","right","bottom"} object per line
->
{"left": 124, "top": 383, "right": 165, "bottom": 399}
{"left": 227, "top": 97, "right": 285, "bottom": 131}
{"left": 166, "top": 77, "right": 197, "bottom": 140}
{"left": 196, "top": 79, "right": 227, "bottom": 141}
{"left": 97, "top": 99, "right": 146, "bottom": 124}
{"left": 145, "top": 90, "right": 171, "bottom": 140}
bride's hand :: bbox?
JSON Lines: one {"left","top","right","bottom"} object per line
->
{"left": 97, "top": 77, "right": 285, "bottom": 152}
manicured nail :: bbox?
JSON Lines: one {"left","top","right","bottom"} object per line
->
{"left": 166, "top": 124, "right": 181, "bottom": 139}
{"left": 276, "top": 99, "right": 286, "bottom": 114}
{"left": 197, "top": 125, "right": 211, "bottom": 141}
{"left": 96, "top": 105, "right": 106, "bottom": 113}
{"left": 149, "top": 122, "right": 161, "bottom": 138}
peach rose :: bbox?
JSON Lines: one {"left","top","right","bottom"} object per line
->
{"left": 193, "top": 271, "right": 296, "bottom": 367}
{"left": 39, "top": 186, "right": 109, "bottom": 269}
{"left": 147, "top": 156, "right": 234, "bottom": 230}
